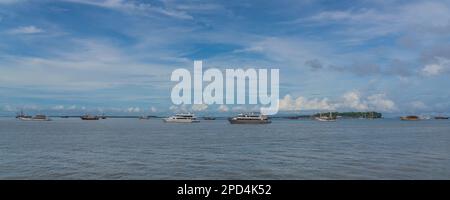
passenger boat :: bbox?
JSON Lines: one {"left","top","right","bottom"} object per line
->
{"left": 18, "top": 114, "right": 51, "bottom": 121}
{"left": 228, "top": 113, "right": 271, "bottom": 124}
{"left": 315, "top": 112, "right": 336, "bottom": 122}
{"left": 163, "top": 113, "right": 200, "bottom": 123}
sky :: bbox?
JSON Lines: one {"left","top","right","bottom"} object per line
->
{"left": 1, "top": 0, "right": 450, "bottom": 116}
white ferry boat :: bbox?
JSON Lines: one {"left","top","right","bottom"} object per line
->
{"left": 18, "top": 114, "right": 51, "bottom": 121}
{"left": 163, "top": 113, "right": 200, "bottom": 123}
{"left": 315, "top": 112, "right": 336, "bottom": 122}
{"left": 228, "top": 113, "right": 271, "bottom": 124}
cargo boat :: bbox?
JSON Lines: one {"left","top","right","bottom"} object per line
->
{"left": 400, "top": 116, "right": 420, "bottom": 121}
{"left": 81, "top": 115, "right": 100, "bottom": 120}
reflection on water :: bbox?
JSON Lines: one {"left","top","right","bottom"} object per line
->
{"left": 0, "top": 118, "right": 449, "bottom": 179}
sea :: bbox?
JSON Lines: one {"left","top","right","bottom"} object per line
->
{"left": 0, "top": 117, "right": 449, "bottom": 179}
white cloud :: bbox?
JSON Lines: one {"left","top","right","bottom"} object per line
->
{"left": 279, "top": 94, "right": 335, "bottom": 111}
{"left": 401, "top": 1, "right": 450, "bottom": 28}
{"left": 0, "top": 0, "right": 23, "bottom": 4}
{"left": 278, "top": 95, "right": 298, "bottom": 111}
{"left": 169, "top": 104, "right": 209, "bottom": 112}
{"left": 191, "top": 104, "right": 208, "bottom": 111}
{"left": 126, "top": 107, "right": 140, "bottom": 113}
{"left": 233, "top": 37, "right": 330, "bottom": 68}
{"left": 217, "top": 104, "right": 229, "bottom": 112}
{"left": 422, "top": 57, "right": 450, "bottom": 76}
{"left": 279, "top": 91, "right": 397, "bottom": 112}
{"left": 63, "top": 0, "right": 193, "bottom": 19}
{"left": 409, "top": 101, "right": 428, "bottom": 110}
{"left": 169, "top": 105, "right": 178, "bottom": 111}
{"left": 231, "top": 106, "right": 247, "bottom": 112}
{"left": 1, "top": 105, "right": 15, "bottom": 112}
{"left": 8, "top": 26, "right": 44, "bottom": 34}
{"left": 299, "top": 1, "right": 450, "bottom": 43}
{"left": 67, "top": 105, "right": 77, "bottom": 110}
{"left": 169, "top": 104, "right": 188, "bottom": 113}
{"left": 51, "top": 105, "right": 65, "bottom": 110}
{"left": 340, "top": 91, "right": 397, "bottom": 112}
{"left": 366, "top": 94, "right": 396, "bottom": 112}
{"left": 23, "top": 105, "right": 39, "bottom": 110}
{"left": 341, "top": 91, "right": 369, "bottom": 111}
{"left": 150, "top": 106, "right": 157, "bottom": 112}
{"left": 422, "top": 64, "right": 444, "bottom": 76}
{"left": 173, "top": 3, "right": 224, "bottom": 12}
{"left": 308, "top": 9, "right": 386, "bottom": 23}
{"left": 0, "top": 39, "right": 172, "bottom": 93}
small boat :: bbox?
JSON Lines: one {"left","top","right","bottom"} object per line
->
{"left": 17, "top": 111, "right": 51, "bottom": 121}
{"left": 81, "top": 115, "right": 100, "bottom": 120}
{"left": 400, "top": 116, "right": 420, "bottom": 121}
{"left": 163, "top": 113, "right": 200, "bottom": 123}
{"left": 315, "top": 112, "right": 336, "bottom": 122}
{"left": 32, "top": 115, "right": 51, "bottom": 121}
{"left": 228, "top": 113, "right": 271, "bottom": 124}
{"left": 19, "top": 115, "right": 51, "bottom": 121}
{"left": 139, "top": 116, "right": 150, "bottom": 120}
{"left": 434, "top": 116, "right": 449, "bottom": 120}
{"left": 16, "top": 111, "right": 32, "bottom": 120}
{"left": 202, "top": 117, "right": 216, "bottom": 120}
{"left": 365, "top": 112, "right": 377, "bottom": 119}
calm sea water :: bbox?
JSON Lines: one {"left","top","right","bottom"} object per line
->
{"left": 0, "top": 117, "right": 449, "bottom": 179}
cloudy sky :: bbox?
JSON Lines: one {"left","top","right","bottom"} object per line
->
{"left": 1, "top": 0, "right": 450, "bottom": 116}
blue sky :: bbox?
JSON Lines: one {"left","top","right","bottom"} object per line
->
{"left": 1, "top": 0, "right": 450, "bottom": 116}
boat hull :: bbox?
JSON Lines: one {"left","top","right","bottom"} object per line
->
{"left": 228, "top": 119, "right": 271, "bottom": 124}
{"left": 81, "top": 117, "right": 100, "bottom": 120}
{"left": 18, "top": 117, "right": 51, "bottom": 121}
{"left": 163, "top": 118, "right": 200, "bottom": 123}
{"left": 315, "top": 117, "right": 336, "bottom": 122}
{"left": 202, "top": 117, "right": 216, "bottom": 120}
{"left": 400, "top": 116, "right": 420, "bottom": 121}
